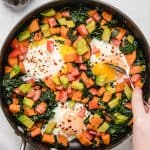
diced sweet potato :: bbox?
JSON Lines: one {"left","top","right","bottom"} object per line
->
{"left": 5, "top": 66, "right": 12, "bottom": 73}
{"left": 8, "top": 57, "right": 18, "bottom": 67}
{"left": 97, "top": 87, "right": 105, "bottom": 96}
{"left": 116, "top": 82, "right": 125, "bottom": 92}
{"left": 89, "top": 115, "right": 103, "bottom": 130}
{"left": 102, "top": 11, "right": 112, "bottom": 22}
{"left": 125, "top": 51, "right": 136, "bottom": 66}
{"left": 72, "top": 91, "right": 82, "bottom": 101}
{"left": 101, "top": 133, "right": 111, "bottom": 145}
{"left": 63, "top": 53, "right": 77, "bottom": 63}
{"left": 43, "top": 76, "right": 56, "bottom": 91}
{"left": 33, "top": 32, "right": 43, "bottom": 41}
{"left": 9, "top": 104, "right": 20, "bottom": 113}
{"left": 89, "top": 97, "right": 99, "bottom": 109}
{"left": 60, "top": 26, "right": 69, "bottom": 38}
{"left": 102, "top": 92, "right": 112, "bottom": 103}
{"left": 116, "top": 27, "right": 126, "bottom": 41}
{"left": 24, "top": 107, "right": 36, "bottom": 116}
{"left": 28, "top": 19, "right": 40, "bottom": 33}
{"left": 31, "top": 127, "right": 41, "bottom": 137}
{"left": 77, "top": 132, "right": 92, "bottom": 146}
{"left": 42, "top": 134, "right": 55, "bottom": 144}
{"left": 50, "top": 27, "right": 60, "bottom": 35}
{"left": 130, "top": 65, "right": 142, "bottom": 74}
{"left": 57, "top": 134, "right": 68, "bottom": 147}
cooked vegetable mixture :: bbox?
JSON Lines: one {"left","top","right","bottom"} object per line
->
{"left": 2, "top": 6, "right": 146, "bottom": 149}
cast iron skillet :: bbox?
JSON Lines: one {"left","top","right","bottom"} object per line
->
{"left": 0, "top": 0, "right": 150, "bottom": 150}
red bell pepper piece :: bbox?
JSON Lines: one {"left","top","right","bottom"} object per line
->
{"left": 86, "top": 17, "right": 94, "bottom": 24}
{"left": 92, "top": 12, "right": 101, "bottom": 22}
{"left": 8, "top": 48, "right": 24, "bottom": 58}
{"left": 71, "top": 67, "right": 80, "bottom": 77}
{"left": 56, "top": 90, "right": 68, "bottom": 102}
{"left": 62, "top": 11, "right": 70, "bottom": 18}
{"left": 78, "top": 107, "right": 86, "bottom": 118}
{"left": 11, "top": 38, "right": 19, "bottom": 49}
{"left": 48, "top": 17, "right": 57, "bottom": 27}
{"left": 47, "top": 40, "right": 54, "bottom": 52}
{"left": 111, "top": 38, "right": 121, "bottom": 47}
{"left": 67, "top": 74, "right": 75, "bottom": 82}
{"left": 35, "top": 102, "right": 47, "bottom": 114}
{"left": 77, "top": 25, "right": 88, "bottom": 37}
{"left": 91, "top": 45, "right": 99, "bottom": 54}
{"left": 66, "top": 86, "right": 72, "bottom": 94}
{"left": 79, "top": 64, "right": 87, "bottom": 71}
{"left": 75, "top": 55, "right": 83, "bottom": 63}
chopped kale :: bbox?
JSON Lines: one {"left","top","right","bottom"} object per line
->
{"left": 106, "top": 19, "right": 119, "bottom": 28}
{"left": 35, "top": 80, "right": 45, "bottom": 87}
{"left": 2, "top": 74, "right": 25, "bottom": 100}
{"left": 120, "top": 40, "right": 138, "bottom": 54}
{"left": 55, "top": 40, "right": 65, "bottom": 44}
{"left": 88, "top": 23, "right": 103, "bottom": 40}
{"left": 31, "top": 109, "right": 55, "bottom": 122}
{"left": 71, "top": 6, "right": 89, "bottom": 24}
{"left": 82, "top": 88, "right": 92, "bottom": 99}
{"left": 134, "top": 47, "right": 146, "bottom": 65}
{"left": 40, "top": 89, "right": 57, "bottom": 108}
{"left": 31, "top": 89, "right": 57, "bottom": 122}
{"left": 68, "top": 28, "right": 78, "bottom": 42}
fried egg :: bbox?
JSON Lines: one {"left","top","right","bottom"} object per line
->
{"left": 44, "top": 102, "right": 90, "bottom": 141}
{"left": 90, "top": 38, "right": 130, "bottom": 74}
{"left": 90, "top": 38, "right": 130, "bottom": 82}
{"left": 23, "top": 38, "right": 64, "bottom": 80}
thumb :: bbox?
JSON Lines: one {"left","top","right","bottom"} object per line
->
{"left": 132, "top": 87, "right": 145, "bottom": 117}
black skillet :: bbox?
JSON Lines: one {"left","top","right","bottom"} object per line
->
{"left": 0, "top": 0, "right": 150, "bottom": 150}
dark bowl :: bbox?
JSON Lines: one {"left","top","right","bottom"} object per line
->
{"left": 0, "top": 0, "right": 150, "bottom": 150}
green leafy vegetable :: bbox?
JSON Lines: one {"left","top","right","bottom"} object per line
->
{"left": 106, "top": 19, "right": 119, "bottom": 28}
{"left": 134, "top": 47, "right": 146, "bottom": 65}
{"left": 68, "top": 29, "right": 78, "bottom": 42}
{"left": 88, "top": 23, "right": 103, "bottom": 40}
{"left": 2, "top": 74, "right": 25, "bottom": 102}
{"left": 120, "top": 40, "right": 137, "bottom": 54}
{"left": 32, "top": 89, "right": 57, "bottom": 122}
{"left": 71, "top": 6, "right": 88, "bottom": 24}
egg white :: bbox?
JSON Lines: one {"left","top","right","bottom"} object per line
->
{"left": 42, "top": 102, "right": 90, "bottom": 141}
{"left": 23, "top": 39, "right": 64, "bottom": 80}
{"left": 90, "top": 38, "right": 130, "bottom": 75}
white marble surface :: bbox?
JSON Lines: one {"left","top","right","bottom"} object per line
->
{"left": 0, "top": 0, "right": 149, "bottom": 150}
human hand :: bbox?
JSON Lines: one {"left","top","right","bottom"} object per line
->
{"left": 132, "top": 87, "right": 150, "bottom": 150}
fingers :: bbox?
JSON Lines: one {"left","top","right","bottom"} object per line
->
{"left": 132, "top": 87, "right": 145, "bottom": 117}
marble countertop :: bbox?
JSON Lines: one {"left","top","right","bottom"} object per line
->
{"left": 0, "top": 0, "right": 149, "bottom": 150}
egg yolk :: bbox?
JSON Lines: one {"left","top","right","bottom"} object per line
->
{"left": 58, "top": 111, "right": 86, "bottom": 136}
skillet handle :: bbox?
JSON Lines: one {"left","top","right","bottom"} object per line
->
{"left": 20, "top": 139, "right": 26, "bottom": 150}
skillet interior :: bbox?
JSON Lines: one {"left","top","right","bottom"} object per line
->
{"left": 0, "top": 0, "right": 150, "bottom": 149}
